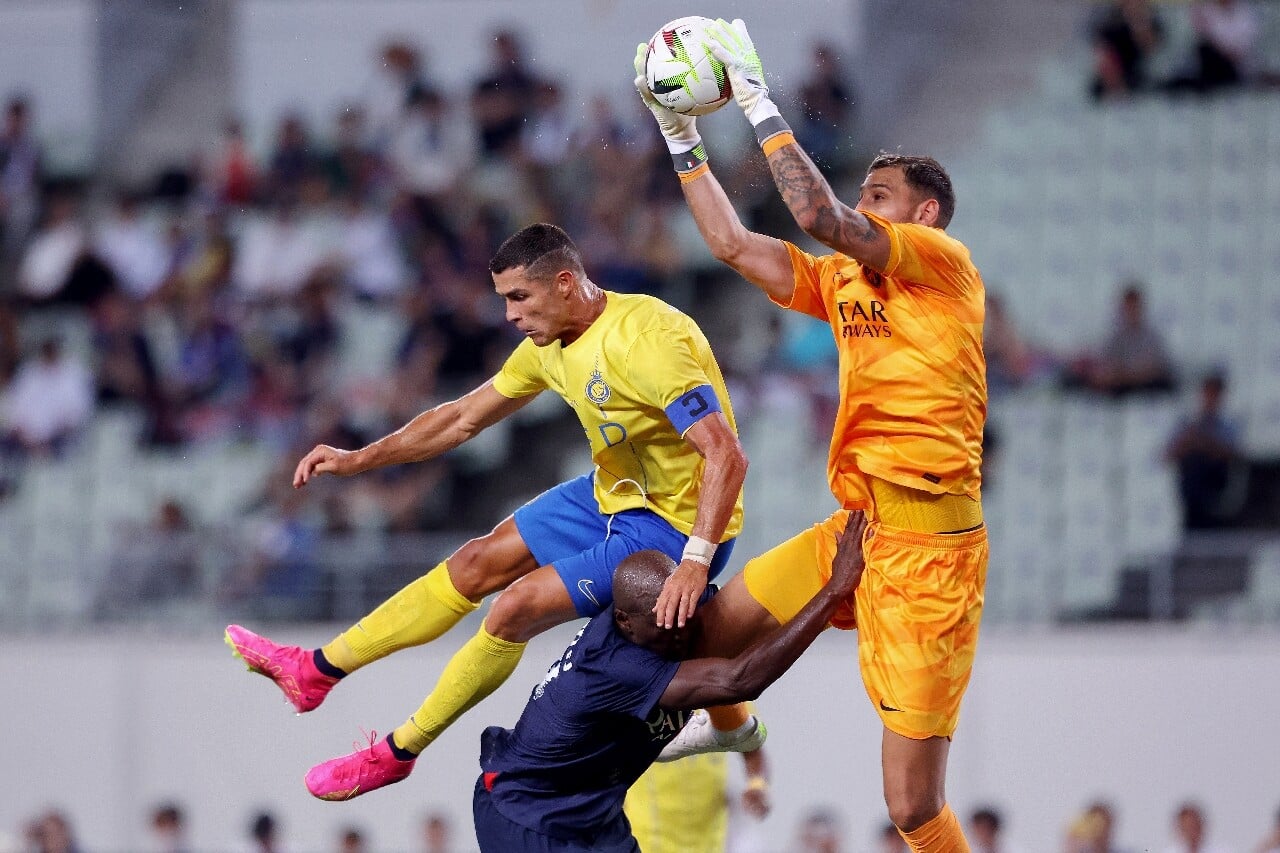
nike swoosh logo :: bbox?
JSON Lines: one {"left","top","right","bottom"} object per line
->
{"left": 880, "top": 699, "right": 902, "bottom": 712}
{"left": 577, "top": 579, "right": 600, "bottom": 608}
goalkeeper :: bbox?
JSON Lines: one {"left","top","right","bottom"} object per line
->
{"left": 636, "top": 20, "right": 990, "bottom": 853}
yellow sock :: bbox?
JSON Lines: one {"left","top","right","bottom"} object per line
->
{"left": 899, "top": 804, "right": 970, "bottom": 853}
{"left": 707, "top": 702, "right": 752, "bottom": 732}
{"left": 322, "top": 562, "right": 478, "bottom": 674}
{"left": 392, "top": 625, "right": 526, "bottom": 754}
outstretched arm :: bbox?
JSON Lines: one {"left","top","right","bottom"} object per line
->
{"left": 632, "top": 41, "right": 795, "bottom": 303}
{"left": 653, "top": 412, "right": 748, "bottom": 629}
{"left": 706, "top": 18, "right": 891, "bottom": 271}
{"left": 658, "top": 512, "right": 868, "bottom": 709}
{"left": 293, "top": 380, "right": 533, "bottom": 487}
{"left": 679, "top": 171, "right": 796, "bottom": 304}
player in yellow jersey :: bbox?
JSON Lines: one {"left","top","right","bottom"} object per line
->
{"left": 224, "top": 223, "right": 764, "bottom": 800}
{"left": 636, "top": 20, "right": 987, "bottom": 853}
{"left": 625, "top": 734, "right": 770, "bottom": 853}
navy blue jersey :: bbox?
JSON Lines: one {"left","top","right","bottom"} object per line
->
{"left": 479, "top": 608, "right": 691, "bottom": 840}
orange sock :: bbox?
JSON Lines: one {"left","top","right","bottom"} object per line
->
{"left": 899, "top": 804, "right": 969, "bottom": 853}
{"left": 707, "top": 702, "right": 752, "bottom": 732}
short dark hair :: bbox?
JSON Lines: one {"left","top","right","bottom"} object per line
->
{"left": 489, "top": 223, "right": 584, "bottom": 282}
{"left": 868, "top": 152, "right": 956, "bottom": 228}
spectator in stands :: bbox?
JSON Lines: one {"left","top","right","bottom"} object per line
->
{"left": 0, "top": 95, "right": 42, "bottom": 268}
{"left": 1163, "top": 801, "right": 1234, "bottom": 853}
{"left": 1166, "top": 0, "right": 1260, "bottom": 93}
{"left": 1088, "top": 0, "right": 1164, "bottom": 100}
{"left": 323, "top": 106, "right": 380, "bottom": 199}
{"left": 171, "top": 290, "right": 248, "bottom": 426}
{"left": 1256, "top": 806, "right": 1280, "bottom": 853}
{"left": 92, "top": 290, "right": 178, "bottom": 445}
{"left": 26, "top": 810, "right": 81, "bottom": 853}
{"left": 148, "top": 801, "right": 190, "bottom": 853}
{"left": 94, "top": 498, "right": 201, "bottom": 619}
{"left": 203, "top": 118, "right": 257, "bottom": 207}
{"left": 795, "top": 808, "right": 845, "bottom": 852}
{"left": 985, "top": 291, "right": 1051, "bottom": 393}
{"left": 334, "top": 826, "right": 366, "bottom": 853}
{"left": 224, "top": 481, "right": 323, "bottom": 619}
{"left": 420, "top": 812, "right": 453, "bottom": 853}
{"left": 2, "top": 337, "right": 93, "bottom": 457}
{"left": 365, "top": 41, "right": 430, "bottom": 150}
{"left": 264, "top": 113, "right": 319, "bottom": 203}
{"left": 1064, "top": 800, "right": 1129, "bottom": 853}
{"left": 94, "top": 192, "right": 170, "bottom": 301}
{"left": 245, "top": 811, "right": 285, "bottom": 853}
{"left": 233, "top": 200, "right": 326, "bottom": 298}
{"left": 391, "top": 88, "right": 465, "bottom": 256}
{"left": 1166, "top": 372, "right": 1244, "bottom": 529}
{"left": 797, "top": 42, "right": 858, "bottom": 172}
{"left": 471, "top": 29, "right": 540, "bottom": 159}
{"left": 971, "top": 806, "right": 1023, "bottom": 853}
{"left": 521, "top": 81, "right": 576, "bottom": 170}
{"left": 16, "top": 193, "right": 87, "bottom": 304}
{"left": 1064, "top": 282, "right": 1176, "bottom": 396}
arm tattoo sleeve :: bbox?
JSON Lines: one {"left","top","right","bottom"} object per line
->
{"left": 767, "top": 145, "right": 878, "bottom": 250}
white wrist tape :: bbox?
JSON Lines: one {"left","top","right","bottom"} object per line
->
{"left": 682, "top": 535, "right": 717, "bottom": 567}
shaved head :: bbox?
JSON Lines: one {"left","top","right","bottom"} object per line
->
{"left": 613, "top": 550, "right": 675, "bottom": 614}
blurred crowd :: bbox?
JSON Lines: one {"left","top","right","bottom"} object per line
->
{"left": 11, "top": 797, "right": 1280, "bottom": 852}
{"left": 9, "top": 803, "right": 457, "bottom": 853}
{"left": 0, "top": 15, "right": 1273, "bottom": 622}
{"left": 1087, "top": 0, "right": 1278, "bottom": 101}
{"left": 0, "top": 29, "right": 862, "bottom": 615}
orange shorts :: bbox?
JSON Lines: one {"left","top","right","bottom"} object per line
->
{"left": 742, "top": 510, "right": 988, "bottom": 739}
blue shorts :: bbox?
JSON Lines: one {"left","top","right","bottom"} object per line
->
{"left": 473, "top": 776, "right": 640, "bottom": 853}
{"left": 512, "top": 473, "right": 735, "bottom": 617}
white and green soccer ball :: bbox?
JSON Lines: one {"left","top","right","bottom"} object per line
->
{"left": 644, "top": 16, "right": 732, "bottom": 117}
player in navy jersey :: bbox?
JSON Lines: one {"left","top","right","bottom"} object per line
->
{"left": 471, "top": 511, "right": 869, "bottom": 853}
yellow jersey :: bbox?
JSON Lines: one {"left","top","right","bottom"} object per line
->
{"left": 492, "top": 291, "right": 744, "bottom": 539}
{"left": 625, "top": 754, "right": 729, "bottom": 853}
{"left": 777, "top": 211, "right": 987, "bottom": 507}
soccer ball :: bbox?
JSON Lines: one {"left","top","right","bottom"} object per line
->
{"left": 644, "top": 16, "right": 732, "bottom": 117}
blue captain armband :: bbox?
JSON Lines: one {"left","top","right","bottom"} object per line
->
{"left": 665, "top": 384, "right": 722, "bottom": 435}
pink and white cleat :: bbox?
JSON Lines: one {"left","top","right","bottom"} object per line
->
{"left": 305, "top": 732, "right": 416, "bottom": 801}
{"left": 224, "top": 624, "right": 339, "bottom": 713}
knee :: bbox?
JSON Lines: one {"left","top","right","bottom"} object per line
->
{"left": 483, "top": 583, "right": 540, "bottom": 642}
{"left": 885, "top": 789, "right": 944, "bottom": 834}
{"left": 447, "top": 536, "right": 505, "bottom": 599}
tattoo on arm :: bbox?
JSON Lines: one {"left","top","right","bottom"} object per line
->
{"left": 767, "top": 145, "right": 878, "bottom": 249}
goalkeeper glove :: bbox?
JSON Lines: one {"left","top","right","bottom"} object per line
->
{"left": 633, "top": 42, "right": 708, "bottom": 174}
{"left": 705, "top": 18, "right": 792, "bottom": 148}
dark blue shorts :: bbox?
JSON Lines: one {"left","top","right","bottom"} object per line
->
{"left": 473, "top": 776, "right": 640, "bottom": 853}
{"left": 512, "top": 473, "right": 735, "bottom": 617}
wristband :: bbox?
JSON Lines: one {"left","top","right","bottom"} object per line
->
{"left": 761, "top": 131, "right": 795, "bottom": 158}
{"left": 754, "top": 115, "right": 792, "bottom": 148}
{"left": 746, "top": 776, "right": 769, "bottom": 792}
{"left": 671, "top": 141, "right": 708, "bottom": 174}
{"left": 678, "top": 162, "right": 710, "bottom": 184}
{"left": 682, "top": 535, "right": 717, "bottom": 566}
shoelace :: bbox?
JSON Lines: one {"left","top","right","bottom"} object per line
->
{"left": 354, "top": 728, "right": 380, "bottom": 761}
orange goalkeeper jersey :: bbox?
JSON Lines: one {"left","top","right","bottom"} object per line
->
{"left": 776, "top": 210, "right": 986, "bottom": 507}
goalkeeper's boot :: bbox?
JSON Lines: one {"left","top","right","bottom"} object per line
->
{"left": 655, "top": 709, "right": 768, "bottom": 762}
{"left": 224, "top": 624, "right": 339, "bottom": 713}
{"left": 305, "top": 732, "right": 416, "bottom": 801}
